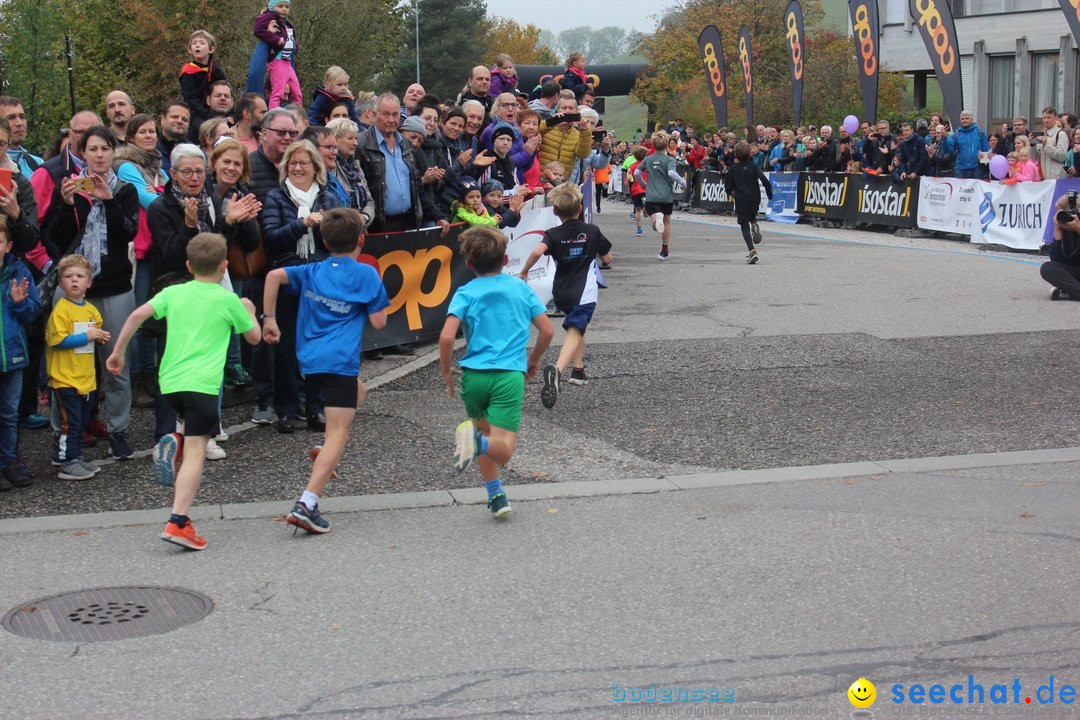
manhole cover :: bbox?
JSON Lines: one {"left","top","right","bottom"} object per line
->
{"left": 3, "top": 586, "right": 213, "bottom": 642}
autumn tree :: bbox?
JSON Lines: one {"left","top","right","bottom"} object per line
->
{"left": 633, "top": 0, "right": 907, "bottom": 131}
{"left": 538, "top": 26, "right": 633, "bottom": 65}
{"left": 483, "top": 17, "right": 560, "bottom": 66}
{"left": 388, "top": 0, "right": 487, "bottom": 101}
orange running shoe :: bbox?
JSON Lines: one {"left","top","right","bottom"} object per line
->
{"left": 161, "top": 520, "right": 208, "bottom": 551}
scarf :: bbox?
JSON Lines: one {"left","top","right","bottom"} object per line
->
{"left": 170, "top": 179, "right": 214, "bottom": 234}
{"left": 113, "top": 144, "right": 166, "bottom": 187}
{"left": 285, "top": 179, "right": 320, "bottom": 259}
{"left": 76, "top": 169, "right": 120, "bottom": 278}
{"left": 335, "top": 152, "right": 369, "bottom": 210}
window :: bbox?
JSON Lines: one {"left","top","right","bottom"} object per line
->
{"left": 884, "top": 0, "right": 906, "bottom": 24}
{"left": 956, "top": 0, "right": 1054, "bottom": 15}
{"left": 989, "top": 55, "right": 1015, "bottom": 122}
{"left": 1031, "top": 52, "right": 1059, "bottom": 123}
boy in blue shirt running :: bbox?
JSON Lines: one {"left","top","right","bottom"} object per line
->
{"left": 440, "top": 226, "right": 554, "bottom": 517}
{"left": 263, "top": 208, "right": 389, "bottom": 534}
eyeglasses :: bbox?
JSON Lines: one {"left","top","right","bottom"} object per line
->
{"left": 318, "top": 144, "right": 337, "bottom": 151}
{"left": 265, "top": 127, "right": 299, "bottom": 138}
{"left": 288, "top": 160, "right": 312, "bottom": 168}
{"left": 176, "top": 168, "right": 206, "bottom": 177}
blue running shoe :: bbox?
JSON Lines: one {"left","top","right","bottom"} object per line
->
{"left": 288, "top": 500, "right": 331, "bottom": 534}
{"left": 488, "top": 493, "right": 512, "bottom": 518}
{"left": 152, "top": 433, "right": 180, "bottom": 487}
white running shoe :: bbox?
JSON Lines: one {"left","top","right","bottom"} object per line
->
{"left": 651, "top": 212, "right": 665, "bottom": 233}
{"left": 205, "top": 438, "right": 227, "bottom": 460}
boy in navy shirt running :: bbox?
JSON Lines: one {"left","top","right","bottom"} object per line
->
{"left": 517, "top": 183, "right": 613, "bottom": 407}
{"left": 263, "top": 208, "right": 389, "bottom": 534}
{"left": 440, "top": 226, "right": 553, "bottom": 517}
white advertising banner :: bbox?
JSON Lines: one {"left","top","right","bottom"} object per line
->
{"left": 916, "top": 177, "right": 981, "bottom": 235}
{"left": 968, "top": 180, "right": 1057, "bottom": 250}
{"left": 501, "top": 203, "right": 558, "bottom": 304}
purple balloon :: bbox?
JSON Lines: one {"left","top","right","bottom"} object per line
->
{"left": 843, "top": 115, "right": 859, "bottom": 135}
{"left": 989, "top": 154, "right": 1009, "bottom": 180}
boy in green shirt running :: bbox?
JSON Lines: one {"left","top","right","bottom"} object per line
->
{"left": 107, "top": 233, "right": 261, "bottom": 550}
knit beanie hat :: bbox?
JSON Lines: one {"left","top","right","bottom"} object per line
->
{"left": 400, "top": 115, "right": 428, "bottom": 136}
{"left": 491, "top": 123, "right": 517, "bottom": 143}
{"left": 480, "top": 180, "right": 504, "bottom": 196}
{"left": 458, "top": 179, "right": 479, "bottom": 199}
{"left": 269, "top": 0, "right": 290, "bottom": 10}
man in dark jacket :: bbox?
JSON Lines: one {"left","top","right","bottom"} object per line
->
{"left": 927, "top": 123, "right": 955, "bottom": 177}
{"left": 808, "top": 125, "right": 840, "bottom": 173}
{"left": 455, "top": 67, "right": 494, "bottom": 117}
{"left": 894, "top": 122, "right": 930, "bottom": 182}
{"left": 356, "top": 94, "right": 448, "bottom": 234}
{"left": 248, "top": 107, "right": 298, "bottom": 203}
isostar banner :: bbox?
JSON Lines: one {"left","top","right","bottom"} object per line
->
{"left": 503, "top": 202, "right": 558, "bottom": 304}
{"left": 916, "top": 177, "right": 981, "bottom": 234}
{"left": 1060, "top": 1, "right": 1080, "bottom": 49}
{"left": 848, "top": 0, "right": 880, "bottom": 123}
{"left": 698, "top": 25, "right": 728, "bottom": 131}
{"left": 908, "top": 0, "right": 963, "bottom": 127}
{"left": 784, "top": 1, "right": 805, "bottom": 127}
{"left": 738, "top": 26, "right": 754, "bottom": 127}
{"left": 969, "top": 180, "right": 1056, "bottom": 250}
{"left": 852, "top": 175, "right": 919, "bottom": 228}
{"left": 693, "top": 171, "right": 735, "bottom": 213}
{"left": 796, "top": 172, "right": 851, "bottom": 220}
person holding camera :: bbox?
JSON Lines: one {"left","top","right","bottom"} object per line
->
{"left": 1040, "top": 191, "right": 1080, "bottom": 300}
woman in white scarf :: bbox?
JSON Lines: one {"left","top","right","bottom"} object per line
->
{"left": 258, "top": 139, "right": 342, "bottom": 433}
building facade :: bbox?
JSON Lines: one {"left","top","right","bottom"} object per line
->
{"left": 878, "top": 0, "right": 1077, "bottom": 129}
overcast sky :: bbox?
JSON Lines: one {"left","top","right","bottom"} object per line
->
{"left": 482, "top": 0, "right": 665, "bottom": 35}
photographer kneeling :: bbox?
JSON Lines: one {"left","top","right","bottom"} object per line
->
{"left": 1041, "top": 191, "right": 1080, "bottom": 300}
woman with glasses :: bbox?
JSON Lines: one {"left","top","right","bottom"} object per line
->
{"left": 258, "top": 139, "right": 341, "bottom": 434}
{"left": 41, "top": 125, "right": 140, "bottom": 461}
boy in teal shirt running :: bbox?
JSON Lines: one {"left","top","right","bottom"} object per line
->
{"left": 108, "top": 233, "right": 261, "bottom": 550}
{"left": 440, "top": 226, "right": 553, "bottom": 517}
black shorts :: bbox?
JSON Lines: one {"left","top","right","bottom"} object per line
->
{"left": 645, "top": 201, "right": 674, "bottom": 217}
{"left": 631, "top": 194, "right": 645, "bottom": 209}
{"left": 305, "top": 373, "right": 358, "bottom": 409}
{"left": 163, "top": 392, "right": 219, "bottom": 437}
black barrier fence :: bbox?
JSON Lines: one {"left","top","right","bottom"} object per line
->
{"left": 690, "top": 171, "right": 921, "bottom": 228}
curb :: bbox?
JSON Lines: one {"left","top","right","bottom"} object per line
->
{"left": 4, "top": 445, "right": 1080, "bottom": 535}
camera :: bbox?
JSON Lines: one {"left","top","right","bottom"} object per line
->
{"left": 1057, "top": 191, "right": 1079, "bottom": 226}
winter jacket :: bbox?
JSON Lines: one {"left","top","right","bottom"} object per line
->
{"left": 479, "top": 122, "right": 536, "bottom": 171}
{"left": 467, "top": 149, "right": 517, "bottom": 191}
{"left": 260, "top": 183, "right": 342, "bottom": 263}
{"left": 253, "top": 10, "right": 298, "bottom": 59}
{"left": 114, "top": 146, "right": 169, "bottom": 260}
{"left": 559, "top": 67, "right": 590, "bottom": 98}
{"left": 179, "top": 58, "right": 228, "bottom": 129}
{"left": 488, "top": 68, "right": 519, "bottom": 98}
{"left": 40, "top": 180, "right": 138, "bottom": 298}
{"left": 527, "top": 99, "right": 557, "bottom": 120}
{"left": 942, "top": 124, "right": 989, "bottom": 173}
{"left": 893, "top": 133, "right": 930, "bottom": 181}
{"left": 453, "top": 205, "right": 499, "bottom": 226}
{"left": 355, "top": 127, "right": 442, "bottom": 231}
{"left": 809, "top": 136, "right": 840, "bottom": 173}
{"left": 146, "top": 180, "right": 258, "bottom": 279}
{"left": 928, "top": 137, "right": 955, "bottom": 177}
{"left": 538, "top": 118, "right": 592, "bottom": 171}
{"left": 308, "top": 87, "right": 359, "bottom": 126}
{"left": 0, "top": 253, "right": 41, "bottom": 373}
{"left": 1012, "top": 160, "right": 1041, "bottom": 182}
{"left": 248, "top": 148, "right": 283, "bottom": 204}
{"left": 5, "top": 171, "right": 39, "bottom": 257}
{"left": 1040, "top": 125, "right": 1069, "bottom": 180}
{"left": 483, "top": 200, "right": 520, "bottom": 229}
{"left": 455, "top": 91, "right": 494, "bottom": 118}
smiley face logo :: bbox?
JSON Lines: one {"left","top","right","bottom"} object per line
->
{"left": 848, "top": 678, "right": 876, "bottom": 708}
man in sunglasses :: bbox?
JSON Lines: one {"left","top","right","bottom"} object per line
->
{"left": 248, "top": 106, "right": 298, "bottom": 203}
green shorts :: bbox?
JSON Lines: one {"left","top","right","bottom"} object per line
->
{"left": 460, "top": 368, "right": 525, "bottom": 433}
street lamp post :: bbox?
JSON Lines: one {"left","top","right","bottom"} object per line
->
{"left": 414, "top": 0, "right": 420, "bottom": 84}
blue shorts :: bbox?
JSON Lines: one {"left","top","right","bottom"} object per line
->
{"left": 561, "top": 302, "right": 596, "bottom": 333}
